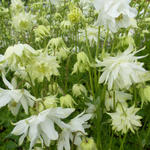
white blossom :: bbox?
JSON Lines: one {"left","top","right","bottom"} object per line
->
{"left": 97, "top": 45, "right": 147, "bottom": 90}
{"left": 108, "top": 104, "right": 142, "bottom": 134}
{"left": 93, "top": 0, "right": 137, "bottom": 32}
{"left": 12, "top": 107, "right": 75, "bottom": 150}
{"left": 57, "top": 112, "right": 92, "bottom": 150}
{"left": 0, "top": 73, "right": 35, "bottom": 115}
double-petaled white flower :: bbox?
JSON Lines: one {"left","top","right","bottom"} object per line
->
{"left": 108, "top": 104, "right": 142, "bottom": 134}
{"left": 11, "top": 12, "right": 35, "bottom": 32}
{"left": 0, "top": 73, "right": 35, "bottom": 115}
{"left": 93, "top": 0, "right": 137, "bottom": 32}
{"left": 11, "top": 0, "right": 24, "bottom": 14}
{"left": 12, "top": 107, "right": 75, "bottom": 150}
{"left": 97, "top": 46, "right": 147, "bottom": 90}
{"left": 57, "top": 112, "right": 92, "bottom": 150}
{"left": 4, "top": 44, "right": 36, "bottom": 70}
{"left": 27, "top": 53, "right": 60, "bottom": 82}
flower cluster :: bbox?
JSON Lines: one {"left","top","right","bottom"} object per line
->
{"left": 0, "top": 0, "right": 150, "bottom": 149}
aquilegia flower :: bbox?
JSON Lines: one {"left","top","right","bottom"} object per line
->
{"left": 57, "top": 112, "right": 92, "bottom": 150}
{"left": 11, "top": 12, "right": 35, "bottom": 32}
{"left": 108, "top": 104, "right": 142, "bottom": 134}
{"left": 0, "top": 73, "right": 35, "bottom": 115}
{"left": 27, "top": 53, "right": 60, "bottom": 82}
{"left": 93, "top": 0, "right": 137, "bottom": 32}
{"left": 4, "top": 44, "right": 36, "bottom": 70}
{"left": 12, "top": 107, "right": 75, "bottom": 150}
{"left": 97, "top": 45, "right": 147, "bottom": 90}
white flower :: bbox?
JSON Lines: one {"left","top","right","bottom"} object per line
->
{"left": 11, "top": 0, "right": 24, "bottom": 13}
{"left": 108, "top": 104, "right": 142, "bottom": 134}
{"left": 11, "top": 12, "right": 35, "bottom": 31}
{"left": 97, "top": 45, "right": 147, "bottom": 90}
{"left": 105, "top": 91, "right": 132, "bottom": 111}
{"left": 12, "top": 107, "right": 75, "bottom": 150}
{"left": 0, "top": 73, "right": 35, "bottom": 115}
{"left": 4, "top": 44, "right": 36, "bottom": 70}
{"left": 57, "top": 112, "right": 92, "bottom": 150}
{"left": 28, "top": 53, "right": 60, "bottom": 82}
{"left": 79, "top": 0, "right": 93, "bottom": 15}
{"left": 93, "top": 0, "right": 137, "bottom": 32}
{"left": 79, "top": 26, "right": 98, "bottom": 46}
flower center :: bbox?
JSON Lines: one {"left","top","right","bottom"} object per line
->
{"left": 115, "top": 14, "right": 123, "bottom": 22}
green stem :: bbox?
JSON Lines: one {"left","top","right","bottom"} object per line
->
{"left": 96, "top": 26, "right": 100, "bottom": 58}
{"left": 88, "top": 69, "right": 95, "bottom": 98}
{"left": 119, "top": 133, "right": 127, "bottom": 150}
{"left": 102, "top": 29, "right": 109, "bottom": 59}
{"left": 96, "top": 85, "right": 106, "bottom": 150}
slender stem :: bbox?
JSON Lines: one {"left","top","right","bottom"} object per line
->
{"left": 96, "top": 26, "right": 100, "bottom": 57}
{"left": 108, "top": 131, "right": 114, "bottom": 150}
{"left": 113, "top": 91, "right": 116, "bottom": 111}
{"left": 88, "top": 69, "right": 95, "bottom": 98}
{"left": 102, "top": 29, "right": 109, "bottom": 59}
{"left": 85, "top": 28, "right": 92, "bottom": 60}
{"left": 119, "top": 133, "right": 127, "bottom": 150}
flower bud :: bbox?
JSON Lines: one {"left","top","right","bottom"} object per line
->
{"left": 39, "top": 96, "right": 58, "bottom": 112}
{"left": 48, "top": 37, "right": 66, "bottom": 50}
{"left": 34, "top": 25, "right": 50, "bottom": 41}
{"left": 139, "top": 85, "right": 150, "bottom": 105}
{"left": 78, "top": 138, "right": 97, "bottom": 150}
{"left": 72, "top": 84, "right": 87, "bottom": 97}
{"left": 68, "top": 6, "right": 83, "bottom": 24}
{"left": 60, "top": 94, "right": 76, "bottom": 108}
{"left": 60, "top": 20, "right": 72, "bottom": 30}
{"left": 72, "top": 52, "right": 90, "bottom": 74}
{"left": 49, "top": 82, "right": 63, "bottom": 95}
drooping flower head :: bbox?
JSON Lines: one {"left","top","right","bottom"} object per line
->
{"left": 72, "top": 84, "right": 87, "bottom": 97}
{"left": 57, "top": 112, "right": 92, "bottom": 150}
{"left": 72, "top": 52, "right": 90, "bottom": 74}
{"left": 12, "top": 107, "right": 75, "bottom": 150}
{"left": 97, "top": 45, "right": 147, "bottom": 90}
{"left": 4, "top": 44, "right": 36, "bottom": 70}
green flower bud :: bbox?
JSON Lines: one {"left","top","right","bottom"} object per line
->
{"left": 72, "top": 52, "right": 90, "bottom": 74}
{"left": 78, "top": 138, "right": 97, "bottom": 150}
{"left": 60, "top": 20, "right": 72, "bottom": 30}
{"left": 68, "top": 6, "right": 83, "bottom": 24}
{"left": 39, "top": 96, "right": 58, "bottom": 112}
{"left": 139, "top": 85, "right": 150, "bottom": 106}
{"left": 49, "top": 82, "right": 63, "bottom": 95}
{"left": 34, "top": 25, "right": 50, "bottom": 41}
{"left": 72, "top": 84, "right": 87, "bottom": 97}
{"left": 60, "top": 94, "right": 76, "bottom": 108}
{"left": 48, "top": 37, "right": 70, "bottom": 60}
{"left": 48, "top": 37, "right": 66, "bottom": 50}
